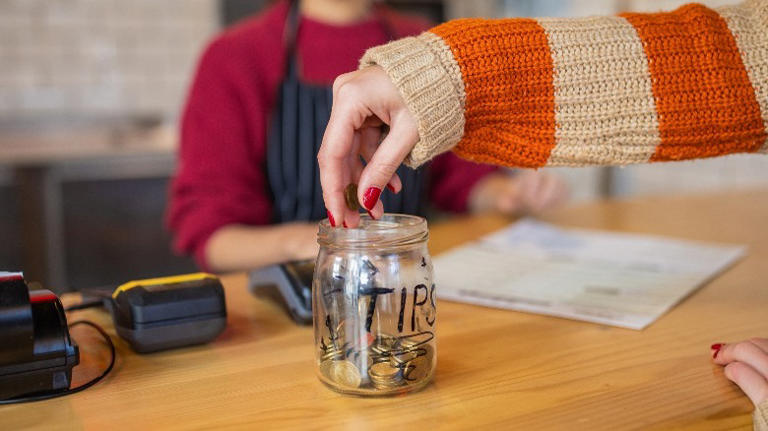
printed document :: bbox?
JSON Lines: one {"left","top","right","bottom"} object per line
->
{"left": 434, "top": 219, "right": 745, "bottom": 329}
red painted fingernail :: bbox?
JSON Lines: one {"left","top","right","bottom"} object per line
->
{"left": 362, "top": 187, "right": 382, "bottom": 210}
{"left": 327, "top": 211, "right": 336, "bottom": 227}
{"left": 343, "top": 221, "right": 348, "bottom": 228}
{"left": 711, "top": 343, "right": 723, "bottom": 358}
{"left": 367, "top": 210, "right": 375, "bottom": 220}
{"left": 386, "top": 184, "right": 396, "bottom": 193}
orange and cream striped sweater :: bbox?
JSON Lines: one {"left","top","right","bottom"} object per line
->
{"left": 361, "top": 1, "right": 768, "bottom": 427}
{"left": 360, "top": 0, "right": 768, "bottom": 170}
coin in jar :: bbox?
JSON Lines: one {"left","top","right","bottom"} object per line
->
{"left": 319, "top": 359, "right": 336, "bottom": 380}
{"left": 321, "top": 347, "right": 343, "bottom": 362}
{"left": 330, "top": 360, "right": 362, "bottom": 389}
{"left": 344, "top": 183, "right": 359, "bottom": 211}
{"left": 369, "top": 361, "right": 400, "bottom": 378}
{"left": 402, "top": 361, "right": 430, "bottom": 382}
{"left": 390, "top": 349, "right": 420, "bottom": 367}
{"left": 369, "top": 361, "right": 403, "bottom": 389}
{"left": 402, "top": 346, "right": 434, "bottom": 382}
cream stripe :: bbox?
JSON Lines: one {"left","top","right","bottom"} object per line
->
{"left": 719, "top": 0, "right": 768, "bottom": 153}
{"left": 360, "top": 33, "right": 466, "bottom": 167}
{"left": 539, "top": 16, "right": 661, "bottom": 166}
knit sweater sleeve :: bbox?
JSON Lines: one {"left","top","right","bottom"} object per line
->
{"left": 360, "top": 0, "right": 768, "bottom": 168}
{"left": 757, "top": 400, "right": 768, "bottom": 431}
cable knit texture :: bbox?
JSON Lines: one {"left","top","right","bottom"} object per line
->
{"left": 360, "top": 33, "right": 466, "bottom": 167}
{"left": 757, "top": 400, "right": 768, "bottom": 431}
{"left": 360, "top": 0, "right": 768, "bottom": 168}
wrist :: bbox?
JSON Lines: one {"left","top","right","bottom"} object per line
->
{"left": 283, "top": 223, "right": 319, "bottom": 262}
{"left": 360, "top": 32, "right": 466, "bottom": 168}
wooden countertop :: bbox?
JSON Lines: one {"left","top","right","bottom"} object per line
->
{"left": 5, "top": 189, "right": 768, "bottom": 430}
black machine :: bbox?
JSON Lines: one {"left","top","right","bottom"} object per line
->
{"left": 108, "top": 273, "right": 227, "bottom": 353}
{"left": 249, "top": 261, "right": 314, "bottom": 325}
{"left": 0, "top": 271, "right": 227, "bottom": 403}
{"left": 0, "top": 273, "right": 79, "bottom": 400}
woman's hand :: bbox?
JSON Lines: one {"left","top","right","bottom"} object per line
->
{"left": 318, "top": 66, "right": 418, "bottom": 228}
{"left": 205, "top": 223, "right": 319, "bottom": 272}
{"left": 468, "top": 171, "right": 569, "bottom": 216}
{"left": 712, "top": 338, "right": 768, "bottom": 406}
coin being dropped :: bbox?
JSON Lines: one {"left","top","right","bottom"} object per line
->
{"left": 344, "top": 183, "right": 359, "bottom": 211}
{"left": 330, "top": 360, "right": 362, "bottom": 389}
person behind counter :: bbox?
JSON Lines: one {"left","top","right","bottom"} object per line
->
{"left": 166, "top": 0, "right": 568, "bottom": 273}
{"left": 314, "top": 0, "right": 767, "bottom": 427}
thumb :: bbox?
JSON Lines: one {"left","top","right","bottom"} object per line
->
{"left": 358, "top": 115, "right": 418, "bottom": 211}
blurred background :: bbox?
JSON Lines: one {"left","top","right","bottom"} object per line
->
{"left": 1, "top": 0, "right": 766, "bottom": 292}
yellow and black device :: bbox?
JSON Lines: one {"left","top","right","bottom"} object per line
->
{"left": 108, "top": 273, "right": 227, "bottom": 353}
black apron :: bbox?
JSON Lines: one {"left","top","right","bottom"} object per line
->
{"left": 266, "top": 1, "right": 425, "bottom": 223}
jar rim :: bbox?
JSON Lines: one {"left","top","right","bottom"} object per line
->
{"left": 317, "top": 213, "right": 428, "bottom": 249}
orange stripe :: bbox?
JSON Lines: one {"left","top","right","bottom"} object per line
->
{"left": 622, "top": 4, "right": 766, "bottom": 162}
{"left": 431, "top": 19, "right": 556, "bottom": 168}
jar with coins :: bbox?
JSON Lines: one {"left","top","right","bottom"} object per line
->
{"left": 313, "top": 212, "right": 436, "bottom": 396}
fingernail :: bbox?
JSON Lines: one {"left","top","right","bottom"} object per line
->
{"left": 367, "top": 210, "right": 375, "bottom": 220}
{"left": 386, "top": 184, "right": 396, "bottom": 193}
{"left": 362, "top": 187, "right": 382, "bottom": 210}
{"left": 711, "top": 343, "right": 723, "bottom": 358}
{"left": 327, "top": 211, "right": 336, "bottom": 227}
{"left": 343, "top": 221, "right": 348, "bottom": 228}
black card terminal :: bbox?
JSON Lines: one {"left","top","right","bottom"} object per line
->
{"left": 109, "top": 273, "right": 227, "bottom": 353}
{"left": 248, "top": 261, "right": 314, "bottom": 325}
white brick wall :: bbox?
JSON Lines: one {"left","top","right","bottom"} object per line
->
{"left": 0, "top": 0, "right": 218, "bottom": 119}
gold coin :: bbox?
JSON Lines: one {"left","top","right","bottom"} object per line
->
{"left": 369, "top": 361, "right": 400, "bottom": 379}
{"left": 395, "top": 332, "right": 434, "bottom": 351}
{"left": 322, "top": 348, "right": 343, "bottom": 362}
{"left": 406, "top": 351, "right": 433, "bottom": 377}
{"left": 377, "top": 334, "right": 397, "bottom": 346}
{"left": 330, "top": 360, "right": 362, "bottom": 389}
{"left": 371, "top": 378, "right": 402, "bottom": 390}
{"left": 344, "top": 183, "right": 359, "bottom": 211}
{"left": 319, "top": 359, "right": 335, "bottom": 380}
{"left": 366, "top": 353, "right": 389, "bottom": 368}
{"left": 402, "top": 362, "right": 430, "bottom": 382}
{"left": 369, "top": 363, "right": 404, "bottom": 389}
{"left": 371, "top": 334, "right": 396, "bottom": 354}
{"left": 390, "top": 349, "right": 419, "bottom": 367}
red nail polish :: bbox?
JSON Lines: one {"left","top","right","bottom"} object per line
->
{"left": 711, "top": 343, "right": 723, "bottom": 359}
{"left": 343, "top": 221, "right": 348, "bottom": 228}
{"left": 386, "top": 184, "right": 396, "bottom": 193}
{"left": 362, "top": 187, "right": 382, "bottom": 210}
{"left": 327, "top": 211, "right": 336, "bottom": 227}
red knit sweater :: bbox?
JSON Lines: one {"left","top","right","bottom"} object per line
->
{"left": 167, "top": 1, "right": 496, "bottom": 268}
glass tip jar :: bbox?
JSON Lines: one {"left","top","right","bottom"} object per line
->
{"left": 312, "top": 213, "right": 436, "bottom": 396}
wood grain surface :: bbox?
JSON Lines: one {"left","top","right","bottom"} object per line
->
{"left": 4, "top": 189, "right": 768, "bottom": 430}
